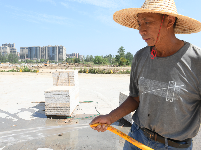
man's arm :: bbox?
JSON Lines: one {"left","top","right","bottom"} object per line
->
{"left": 108, "top": 96, "right": 139, "bottom": 123}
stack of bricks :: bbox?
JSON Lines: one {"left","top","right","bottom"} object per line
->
{"left": 44, "top": 70, "right": 79, "bottom": 116}
{"left": 119, "top": 91, "right": 135, "bottom": 124}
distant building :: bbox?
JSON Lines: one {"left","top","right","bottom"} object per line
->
{"left": 72, "top": 53, "right": 79, "bottom": 58}
{"left": 66, "top": 53, "right": 79, "bottom": 58}
{"left": 44, "top": 45, "right": 66, "bottom": 62}
{"left": 58, "top": 46, "right": 66, "bottom": 61}
{"left": 41, "top": 46, "right": 48, "bottom": 60}
{"left": 2, "top": 43, "right": 15, "bottom": 48}
{"left": 20, "top": 47, "right": 29, "bottom": 59}
{"left": 20, "top": 45, "right": 66, "bottom": 62}
{"left": 0, "top": 43, "right": 17, "bottom": 55}
{"left": 0, "top": 46, "right": 10, "bottom": 55}
{"left": 28, "top": 46, "right": 41, "bottom": 60}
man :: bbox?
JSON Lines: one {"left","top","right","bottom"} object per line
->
{"left": 90, "top": 0, "right": 201, "bottom": 149}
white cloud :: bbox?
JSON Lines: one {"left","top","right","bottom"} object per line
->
{"left": 60, "top": 2, "right": 69, "bottom": 8}
{"left": 5, "top": 5, "right": 73, "bottom": 26}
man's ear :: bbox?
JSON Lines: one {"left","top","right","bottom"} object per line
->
{"left": 166, "top": 15, "right": 176, "bottom": 29}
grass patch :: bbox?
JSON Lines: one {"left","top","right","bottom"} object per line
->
{"left": 78, "top": 67, "right": 130, "bottom": 74}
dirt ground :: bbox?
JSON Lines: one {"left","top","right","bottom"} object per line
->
{"left": 0, "top": 70, "right": 201, "bottom": 150}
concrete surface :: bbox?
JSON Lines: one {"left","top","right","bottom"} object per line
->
{"left": 0, "top": 72, "right": 131, "bottom": 150}
{"left": 0, "top": 71, "right": 201, "bottom": 150}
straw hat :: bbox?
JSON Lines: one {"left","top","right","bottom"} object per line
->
{"left": 113, "top": 0, "right": 201, "bottom": 34}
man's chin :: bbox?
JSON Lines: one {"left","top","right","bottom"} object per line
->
{"left": 146, "top": 43, "right": 154, "bottom": 47}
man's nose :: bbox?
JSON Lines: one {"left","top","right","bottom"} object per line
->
{"left": 139, "top": 24, "right": 147, "bottom": 36}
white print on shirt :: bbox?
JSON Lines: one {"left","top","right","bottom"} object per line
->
{"left": 139, "top": 77, "right": 184, "bottom": 102}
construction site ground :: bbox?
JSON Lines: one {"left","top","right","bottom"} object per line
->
{"left": 0, "top": 71, "right": 201, "bottom": 150}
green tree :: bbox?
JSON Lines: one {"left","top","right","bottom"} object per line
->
{"left": 125, "top": 52, "right": 133, "bottom": 64}
{"left": 85, "top": 55, "right": 90, "bottom": 62}
{"left": 104, "top": 54, "right": 113, "bottom": 64}
{"left": 66, "top": 58, "right": 73, "bottom": 63}
{"left": 7, "top": 54, "right": 18, "bottom": 64}
{"left": 117, "top": 46, "right": 125, "bottom": 58}
{"left": 119, "top": 57, "right": 127, "bottom": 66}
{"left": 89, "top": 55, "right": 94, "bottom": 62}
{"left": 93, "top": 56, "right": 103, "bottom": 64}
{"left": 115, "top": 55, "right": 120, "bottom": 64}
{"left": 73, "top": 58, "right": 80, "bottom": 63}
{"left": 0, "top": 54, "right": 7, "bottom": 63}
{"left": 40, "top": 59, "right": 45, "bottom": 63}
{"left": 115, "top": 46, "right": 126, "bottom": 65}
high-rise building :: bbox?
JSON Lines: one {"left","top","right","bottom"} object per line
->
{"left": 58, "top": 46, "right": 66, "bottom": 61}
{"left": 2, "top": 43, "right": 15, "bottom": 48}
{"left": 20, "top": 47, "right": 29, "bottom": 59}
{"left": 0, "top": 43, "right": 17, "bottom": 55}
{"left": 28, "top": 46, "right": 41, "bottom": 60}
{"left": 0, "top": 46, "right": 10, "bottom": 55}
{"left": 46, "top": 45, "right": 58, "bottom": 62}
{"left": 66, "top": 53, "right": 79, "bottom": 58}
{"left": 20, "top": 45, "right": 66, "bottom": 62}
{"left": 72, "top": 53, "right": 79, "bottom": 58}
{"left": 41, "top": 46, "right": 48, "bottom": 60}
{"left": 42, "top": 45, "right": 66, "bottom": 62}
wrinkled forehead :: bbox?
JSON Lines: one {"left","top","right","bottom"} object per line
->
{"left": 137, "top": 13, "right": 162, "bottom": 21}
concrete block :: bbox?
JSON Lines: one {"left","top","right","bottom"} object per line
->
{"left": 44, "top": 86, "right": 79, "bottom": 116}
{"left": 119, "top": 91, "right": 135, "bottom": 124}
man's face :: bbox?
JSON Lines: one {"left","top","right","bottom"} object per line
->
{"left": 137, "top": 13, "right": 164, "bottom": 46}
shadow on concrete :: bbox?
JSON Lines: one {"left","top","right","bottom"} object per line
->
{"left": 32, "top": 103, "right": 47, "bottom": 118}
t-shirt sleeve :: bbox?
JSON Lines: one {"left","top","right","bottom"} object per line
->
{"left": 129, "top": 54, "right": 139, "bottom": 97}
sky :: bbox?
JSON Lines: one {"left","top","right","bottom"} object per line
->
{"left": 1, "top": 0, "right": 201, "bottom": 57}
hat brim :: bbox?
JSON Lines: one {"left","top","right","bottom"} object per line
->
{"left": 113, "top": 8, "right": 201, "bottom": 34}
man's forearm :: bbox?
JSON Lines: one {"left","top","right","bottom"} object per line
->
{"left": 108, "top": 96, "right": 139, "bottom": 123}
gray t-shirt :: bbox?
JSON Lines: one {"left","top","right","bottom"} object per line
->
{"left": 130, "top": 42, "right": 201, "bottom": 141}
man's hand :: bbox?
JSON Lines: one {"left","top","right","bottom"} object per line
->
{"left": 89, "top": 114, "right": 112, "bottom": 132}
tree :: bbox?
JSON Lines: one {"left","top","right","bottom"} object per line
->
{"left": 117, "top": 46, "right": 125, "bottom": 58}
{"left": 66, "top": 58, "right": 73, "bottom": 63}
{"left": 115, "top": 55, "right": 121, "bottom": 64}
{"left": 89, "top": 55, "right": 94, "bottom": 62}
{"left": 85, "top": 55, "right": 90, "bottom": 62}
{"left": 73, "top": 58, "right": 80, "bottom": 63}
{"left": 119, "top": 57, "right": 127, "bottom": 66}
{"left": 93, "top": 56, "right": 103, "bottom": 64}
{"left": 125, "top": 52, "right": 133, "bottom": 64}
{"left": 40, "top": 59, "right": 45, "bottom": 63}
{"left": 7, "top": 54, "right": 18, "bottom": 63}
{"left": 0, "top": 54, "right": 7, "bottom": 63}
{"left": 104, "top": 54, "right": 113, "bottom": 64}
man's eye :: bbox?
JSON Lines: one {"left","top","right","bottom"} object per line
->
{"left": 145, "top": 22, "right": 149, "bottom": 24}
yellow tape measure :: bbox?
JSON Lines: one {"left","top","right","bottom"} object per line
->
{"left": 90, "top": 123, "right": 154, "bottom": 150}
